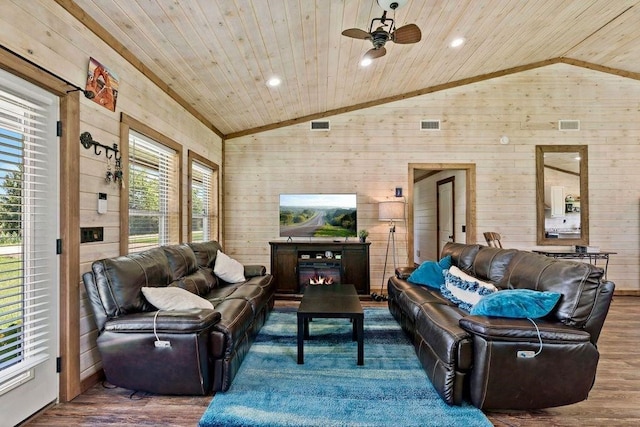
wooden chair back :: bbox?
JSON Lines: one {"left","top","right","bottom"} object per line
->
{"left": 483, "top": 232, "right": 503, "bottom": 248}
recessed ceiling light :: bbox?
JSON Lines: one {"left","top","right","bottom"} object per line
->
{"left": 360, "top": 57, "right": 373, "bottom": 67}
{"left": 450, "top": 37, "right": 465, "bottom": 48}
{"left": 266, "top": 77, "right": 281, "bottom": 87}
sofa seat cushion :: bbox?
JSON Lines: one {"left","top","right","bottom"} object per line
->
{"left": 223, "top": 285, "right": 268, "bottom": 313}
{"left": 208, "top": 298, "right": 255, "bottom": 359}
{"left": 500, "top": 252, "right": 604, "bottom": 327}
{"left": 414, "top": 303, "right": 473, "bottom": 371}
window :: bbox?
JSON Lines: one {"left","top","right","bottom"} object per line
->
{"left": 127, "top": 130, "right": 180, "bottom": 253}
{"left": 0, "top": 70, "right": 58, "bottom": 388}
{"left": 188, "top": 151, "right": 219, "bottom": 242}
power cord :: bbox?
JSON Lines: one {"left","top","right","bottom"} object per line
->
{"left": 517, "top": 317, "right": 543, "bottom": 358}
{"left": 153, "top": 310, "right": 171, "bottom": 348}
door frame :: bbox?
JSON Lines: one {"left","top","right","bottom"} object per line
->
{"left": 408, "top": 163, "right": 476, "bottom": 266}
{"left": 437, "top": 176, "right": 455, "bottom": 256}
{"left": 0, "top": 49, "right": 81, "bottom": 402}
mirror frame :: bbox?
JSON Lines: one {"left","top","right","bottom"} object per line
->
{"left": 536, "top": 145, "right": 589, "bottom": 246}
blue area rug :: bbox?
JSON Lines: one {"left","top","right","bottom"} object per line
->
{"left": 199, "top": 307, "right": 491, "bottom": 427}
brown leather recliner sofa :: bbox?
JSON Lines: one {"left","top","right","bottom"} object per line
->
{"left": 387, "top": 242, "right": 615, "bottom": 410}
{"left": 82, "top": 240, "right": 275, "bottom": 395}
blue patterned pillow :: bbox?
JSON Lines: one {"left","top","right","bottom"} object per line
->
{"left": 470, "top": 289, "right": 561, "bottom": 319}
{"left": 407, "top": 255, "right": 452, "bottom": 289}
{"left": 441, "top": 266, "right": 497, "bottom": 311}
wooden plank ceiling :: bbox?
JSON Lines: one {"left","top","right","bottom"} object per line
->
{"left": 64, "top": 0, "right": 640, "bottom": 138}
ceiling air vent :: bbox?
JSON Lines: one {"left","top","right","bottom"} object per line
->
{"left": 310, "top": 120, "right": 330, "bottom": 131}
{"left": 558, "top": 120, "right": 580, "bottom": 131}
{"left": 420, "top": 120, "right": 441, "bottom": 131}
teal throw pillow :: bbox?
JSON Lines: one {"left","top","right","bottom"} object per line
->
{"left": 470, "top": 289, "right": 561, "bottom": 319}
{"left": 407, "top": 255, "right": 452, "bottom": 289}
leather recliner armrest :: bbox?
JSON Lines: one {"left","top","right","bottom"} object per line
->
{"left": 395, "top": 266, "right": 416, "bottom": 280}
{"left": 103, "top": 309, "right": 221, "bottom": 333}
{"left": 459, "top": 315, "right": 591, "bottom": 344}
{"left": 244, "top": 264, "right": 267, "bottom": 278}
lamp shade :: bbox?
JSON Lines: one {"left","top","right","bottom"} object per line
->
{"left": 378, "top": 201, "right": 405, "bottom": 221}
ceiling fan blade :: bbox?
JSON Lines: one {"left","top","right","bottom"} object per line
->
{"left": 341, "top": 28, "right": 371, "bottom": 40}
{"left": 391, "top": 24, "right": 421, "bottom": 44}
{"left": 364, "top": 47, "right": 387, "bottom": 60}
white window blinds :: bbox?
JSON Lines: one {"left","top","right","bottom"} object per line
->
{"left": 128, "top": 130, "right": 179, "bottom": 253}
{"left": 191, "top": 161, "right": 216, "bottom": 242}
{"left": 0, "top": 73, "right": 58, "bottom": 383}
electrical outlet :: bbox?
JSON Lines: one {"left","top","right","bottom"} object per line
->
{"left": 80, "top": 227, "right": 104, "bottom": 243}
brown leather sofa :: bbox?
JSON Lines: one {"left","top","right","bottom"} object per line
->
{"left": 82, "top": 241, "right": 275, "bottom": 395}
{"left": 387, "top": 242, "right": 615, "bottom": 410}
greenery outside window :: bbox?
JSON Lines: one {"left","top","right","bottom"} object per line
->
{"left": 188, "top": 151, "right": 219, "bottom": 243}
{"left": 127, "top": 130, "right": 180, "bottom": 253}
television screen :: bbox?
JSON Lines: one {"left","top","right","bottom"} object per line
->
{"left": 279, "top": 194, "right": 357, "bottom": 238}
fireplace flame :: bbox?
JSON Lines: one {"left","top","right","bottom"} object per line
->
{"left": 310, "top": 275, "right": 334, "bottom": 285}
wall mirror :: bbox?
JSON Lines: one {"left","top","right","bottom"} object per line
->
{"left": 536, "top": 145, "right": 589, "bottom": 245}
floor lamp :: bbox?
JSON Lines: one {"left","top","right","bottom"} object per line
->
{"left": 373, "top": 200, "right": 405, "bottom": 301}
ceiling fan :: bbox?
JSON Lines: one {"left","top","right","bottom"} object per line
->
{"left": 341, "top": 0, "right": 421, "bottom": 61}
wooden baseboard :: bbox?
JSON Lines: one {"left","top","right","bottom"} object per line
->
{"left": 80, "top": 369, "right": 105, "bottom": 394}
{"left": 614, "top": 290, "right": 640, "bottom": 297}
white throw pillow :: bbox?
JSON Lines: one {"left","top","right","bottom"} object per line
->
{"left": 142, "top": 286, "right": 213, "bottom": 310}
{"left": 441, "top": 266, "right": 498, "bottom": 311}
{"left": 213, "top": 250, "right": 246, "bottom": 283}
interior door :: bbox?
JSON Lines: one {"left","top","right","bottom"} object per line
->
{"left": 0, "top": 68, "right": 60, "bottom": 426}
{"left": 437, "top": 177, "right": 455, "bottom": 256}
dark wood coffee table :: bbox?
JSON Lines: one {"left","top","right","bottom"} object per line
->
{"left": 297, "top": 283, "right": 364, "bottom": 365}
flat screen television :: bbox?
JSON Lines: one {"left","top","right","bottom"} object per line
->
{"left": 279, "top": 193, "right": 357, "bottom": 238}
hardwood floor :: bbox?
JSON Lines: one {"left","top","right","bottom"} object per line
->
{"left": 24, "top": 296, "right": 639, "bottom": 426}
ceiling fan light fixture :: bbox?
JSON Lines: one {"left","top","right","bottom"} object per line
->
{"left": 360, "top": 57, "right": 373, "bottom": 67}
{"left": 377, "top": 0, "right": 408, "bottom": 10}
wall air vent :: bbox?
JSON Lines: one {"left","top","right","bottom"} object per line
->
{"left": 310, "top": 120, "right": 330, "bottom": 131}
{"left": 420, "top": 120, "right": 441, "bottom": 131}
{"left": 558, "top": 120, "right": 580, "bottom": 131}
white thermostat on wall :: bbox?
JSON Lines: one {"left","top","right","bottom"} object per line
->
{"left": 98, "top": 192, "right": 107, "bottom": 214}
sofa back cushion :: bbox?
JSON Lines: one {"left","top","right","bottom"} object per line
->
{"left": 90, "top": 247, "right": 172, "bottom": 319}
{"left": 441, "top": 242, "right": 483, "bottom": 273}
{"left": 188, "top": 241, "right": 223, "bottom": 269}
{"left": 499, "top": 251, "right": 604, "bottom": 327}
{"left": 471, "top": 247, "right": 518, "bottom": 284}
{"left": 162, "top": 244, "right": 198, "bottom": 279}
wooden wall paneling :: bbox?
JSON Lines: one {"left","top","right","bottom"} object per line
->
{"left": 224, "top": 64, "right": 640, "bottom": 292}
{"left": 2, "top": 1, "right": 225, "bottom": 394}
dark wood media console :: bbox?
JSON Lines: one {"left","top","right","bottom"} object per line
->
{"left": 269, "top": 241, "right": 370, "bottom": 296}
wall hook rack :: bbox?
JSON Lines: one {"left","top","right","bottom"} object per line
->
{"left": 80, "top": 131, "right": 121, "bottom": 161}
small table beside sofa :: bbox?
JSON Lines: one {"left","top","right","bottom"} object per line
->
{"left": 387, "top": 242, "right": 615, "bottom": 410}
{"left": 82, "top": 240, "right": 275, "bottom": 395}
